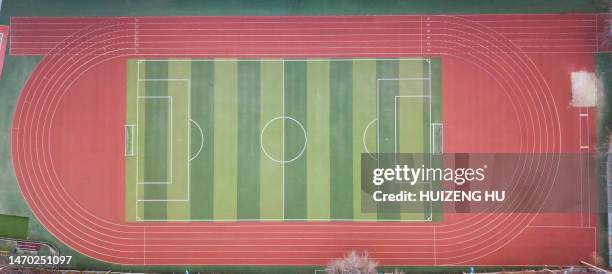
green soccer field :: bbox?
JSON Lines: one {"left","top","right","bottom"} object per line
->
{"left": 124, "top": 58, "right": 442, "bottom": 222}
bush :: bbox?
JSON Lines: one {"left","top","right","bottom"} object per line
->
{"left": 325, "top": 250, "right": 378, "bottom": 274}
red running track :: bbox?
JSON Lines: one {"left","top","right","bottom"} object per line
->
{"left": 9, "top": 14, "right": 604, "bottom": 266}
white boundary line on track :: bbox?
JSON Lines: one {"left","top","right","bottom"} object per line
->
{"left": 12, "top": 38, "right": 599, "bottom": 44}
{"left": 282, "top": 60, "right": 285, "bottom": 220}
{"left": 8, "top": 25, "right": 599, "bottom": 32}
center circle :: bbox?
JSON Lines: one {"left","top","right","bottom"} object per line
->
{"left": 260, "top": 116, "right": 307, "bottom": 163}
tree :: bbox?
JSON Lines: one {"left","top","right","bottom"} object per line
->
{"left": 325, "top": 250, "right": 378, "bottom": 274}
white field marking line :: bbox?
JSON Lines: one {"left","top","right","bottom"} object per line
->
{"left": 57, "top": 21, "right": 604, "bottom": 27}
{"left": 260, "top": 116, "right": 307, "bottom": 164}
{"left": 579, "top": 110, "right": 583, "bottom": 226}
{"left": 129, "top": 230, "right": 435, "bottom": 234}
{"left": 136, "top": 96, "right": 192, "bottom": 202}
{"left": 586, "top": 114, "right": 591, "bottom": 227}
{"left": 187, "top": 75, "right": 191, "bottom": 203}
{"left": 27, "top": 40, "right": 580, "bottom": 49}
{"left": 377, "top": 74, "right": 434, "bottom": 221}
{"left": 135, "top": 70, "right": 191, "bottom": 205}
{"left": 12, "top": 26, "right": 428, "bottom": 31}
{"left": 9, "top": 17, "right": 592, "bottom": 30}
{"left": 11, "top": 20, "right": 424, "bottom": 26}
{"left": 362, "top": 118, "right": 378, "bottom": 159}
{"left": 10, "top": 14, "right": 596, "bottom": 21}
{"left": 189, "top": 119, "right": 204, "bottom": 162}
{"left": 578, "top": 107, "right": 592, "bottom": 227}
{"left": 12, "top": 38, "right": 598, "bottom": 47}
{"left": 11, "top": 33, "right": 426, "bottom": 38}
{"left": 282, "top": 60, "right": 285, "bottom": 220}
{"left": 12, "top": 38, "right": 599, "bottom": 44}
{"left": 9, "top": 24, "right": 596, "bottom": 33}
{"left": 135, "top": 60, "right": 140, "bottom": 221}
{"left": 583, "top": 108, "right": 591, "bottom": 227}
{"left": 19, "top": 19, "right": 568, "bottom": 264}
{"left": 133, "top": 60, "right": 143, "bottom": 220}
{"left": 427, "top": 59, "right": 434, "bottom": 219}
{"left": 9, "top": 18, "right": 596, "bottom": 26}
{"left": 138, "top": 218, "right": 437, "bottom": 222}
{"left": 377, "top": 78, "right": 430, "bottom": 154}
{"left": 142, "top": 58, "right": 429, "bottom": 62}
{"left": 31, "top": 51, "right": 608, "bottom": 56}
{"left": 12, "top": 43, "right": 599, "bottom": 51}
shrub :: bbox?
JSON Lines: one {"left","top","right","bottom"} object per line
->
{"left": 325, "top": 250, "right": 378, "bottom": 274}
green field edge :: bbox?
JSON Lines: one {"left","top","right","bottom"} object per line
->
{"left": 0, "top": 213, "right": 29, "bottom": 239}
